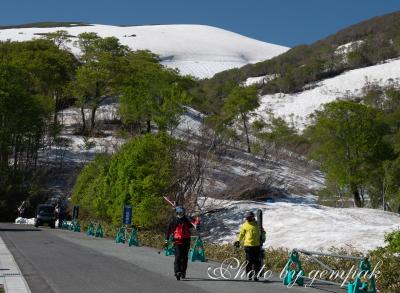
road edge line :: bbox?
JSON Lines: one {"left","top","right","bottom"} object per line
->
{"left": 0, "top": 235, "right": 31, "bottom": 293}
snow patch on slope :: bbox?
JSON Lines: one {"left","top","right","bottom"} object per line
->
{"left": 202, "top": 198, "right": 400, "bottom": 252}
{"left": 244, "top": 74, "right": 279, "bottom": 87}
{"left": 0, "top": 24, "right": 289, "bottom": 79}
{"left": 256, "top": 58, "right": 400, "bottom": 129}
{"left": 335, "top": 40, "right": 365, "bottom": 56}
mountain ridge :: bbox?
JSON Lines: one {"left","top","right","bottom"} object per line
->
{"left": 190, "top": 10, "right": 400, "bottom": 113}
{"left": 0, "top": 23, "right": 289, "bottom": 79}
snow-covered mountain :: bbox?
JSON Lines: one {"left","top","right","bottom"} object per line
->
{"left": 0, "top": 24, "right": 289, "bottom": 79}
{"left": 255, "top": 58, "right": 400, "bottom": 129}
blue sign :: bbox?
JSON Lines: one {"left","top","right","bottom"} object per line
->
{"left": 123, "top": 205, "right": 132, "bottom": 225}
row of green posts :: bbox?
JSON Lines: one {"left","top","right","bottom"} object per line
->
{"left": 114, "top": 226, "right": 206, "bottom": 262}
{"left": 86, "top": 222, "right": 104, "bottom": 238}
{"left": 114, "top": 204, "right": 205, "bottom": 262}
{"left": 61, "top": 219, "right": 81, "bottom": 232}
{"left": 115, "top": 226, "right": 140, "bottom": 247}
{"left": 62, "top": 204, "right": 205, "bottom": 262}
{"left": 60, "top": 205, "right": 81, "bottom": 232}
{"left": 282, "top": 249, "right": 377, "bottom": 293}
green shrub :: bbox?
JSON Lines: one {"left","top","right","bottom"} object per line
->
{"left": 370, "top": 246, "right": 400, "bottom": 292}
{"left": 72, "top": 133, "right": 177, "bottom": 228}
{"left": 384, "top": 230, "right": 400, "bottom": 253}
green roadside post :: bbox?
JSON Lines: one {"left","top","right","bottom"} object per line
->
{"left": 115, "top": 227, "right": 126, "bottom": 243}
{"left": 347, "top": 258, "right": 376, "bottom": 293}
{"left": 95, "top": 224, "right": 104, "bottom": 238}
{"left": 73, "top": 220, "right": 81, "bottom": 232}
{"left": 61, "top": 220, "right": 69, "bottom": 229}
{"left": 283, "top": 250, "right": 304, "bottom": 286}
{"left": 86, "top": 222, "right": 95, "bottom": 236}
{"left": 189, "top": 236, "right": 206, "bottom": 262}
{"left": 164, "top": 234, "right": 175, "bottom": 256}
{"left": 128, "top": 227, "right": 139, "bottom": 247}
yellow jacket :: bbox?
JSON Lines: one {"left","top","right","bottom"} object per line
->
{"left": 237, "top": 220, "right": 266, "bottom": 247}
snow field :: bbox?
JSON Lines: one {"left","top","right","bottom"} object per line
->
{"left": 0, "top": 24, "right": 289, "bottom": 78}
{"left": 201, "top": 197, "right": 400, "bottom": 252}
{"left": 256, "top": 58, "right": 400, "bottom": 130}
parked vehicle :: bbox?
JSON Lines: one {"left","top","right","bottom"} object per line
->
{"left": 34, "top": 204, "right": 56, "bottom": 228}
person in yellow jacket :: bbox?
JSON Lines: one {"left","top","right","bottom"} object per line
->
{"left": 234, "top": 211, "right": 266, "bottom": 281}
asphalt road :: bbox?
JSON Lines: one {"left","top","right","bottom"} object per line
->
{"left": 0, "top": 223, "right": 345, "bottom": 293}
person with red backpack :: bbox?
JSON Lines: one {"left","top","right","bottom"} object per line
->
{"left": 165, "top": 206, "right": 199, "bottom": 280}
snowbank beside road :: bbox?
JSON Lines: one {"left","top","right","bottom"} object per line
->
{"left": 15, "top": 217, "right": 35, "bottom": 225}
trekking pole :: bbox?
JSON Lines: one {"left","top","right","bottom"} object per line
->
{"left": 163, "top": 196, "right": 176, "bottom": 208}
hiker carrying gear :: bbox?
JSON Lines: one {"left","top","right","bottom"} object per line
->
{"left": 234, "top": 211, "right": 266, "bottom": 281}
{"left": 166, "top": 206, "right": 199, "bottom": 280}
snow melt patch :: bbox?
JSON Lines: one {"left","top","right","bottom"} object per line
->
{"left": 48, "top": 103, "right": 205, "bottom": 164}
{"left": 202, "top": 198, "right": 400, "bottom": 253}
{"left": 244, "top": 74, "right": 279, "bottom": 87}
{"left": 0, "top": 24, "right": 289, "bottom": 79}
{"left": 334, "top": 40, "right": 365, "bottom": 56}
{"left": 15, "top": 217, "right": 35, "bottom": 225}
{"left": 257, "top": 58, "right": 400, "bottom": 129}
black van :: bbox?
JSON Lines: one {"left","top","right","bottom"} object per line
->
{"left": 34, "top": 204, "right": 56, "bottom": 228}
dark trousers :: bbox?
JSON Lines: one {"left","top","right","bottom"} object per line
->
{"left": 174, "top": 238, "right": 191, "bottom": 274}
{"left": 244, "top": 246, "right": 261, "bottom": 278}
